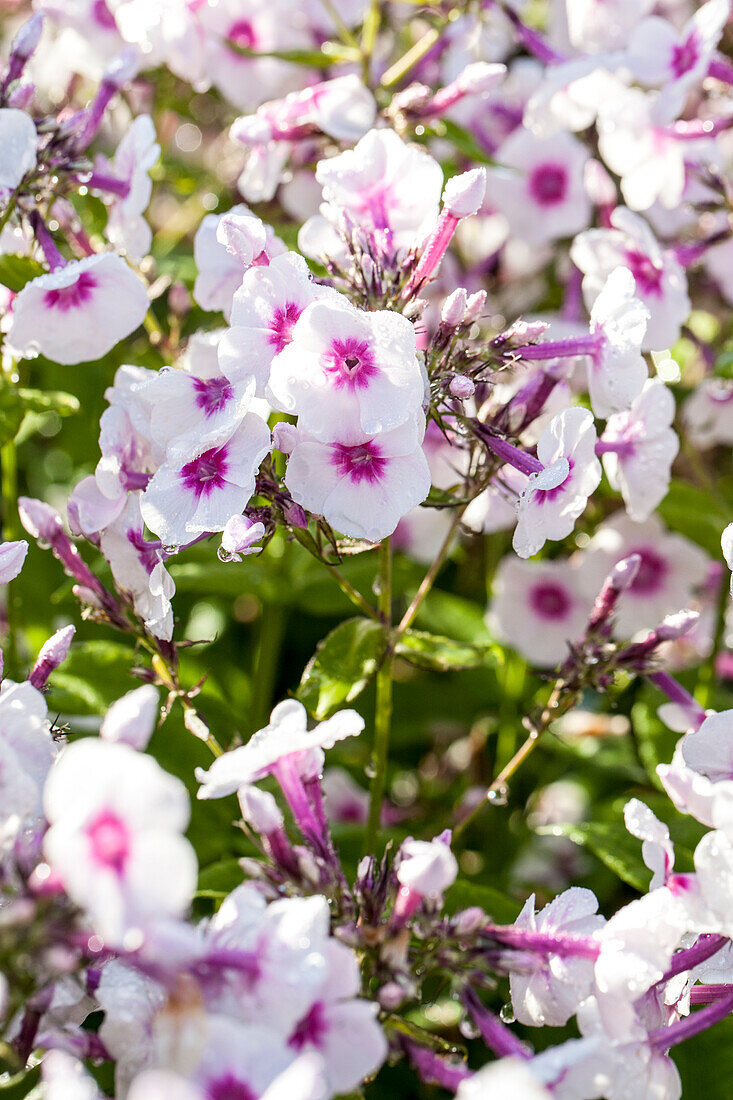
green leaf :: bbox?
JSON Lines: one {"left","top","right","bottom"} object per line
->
{"left": 296, "top": 617, "right": 387, "bottom": 720}
{"left": 0, "top": 254, "right": 44, "bottom": 293}
{"left": 444, "top": 880, "right": 519, "bottom": 924}
{"left": 0, "top": 1065, "right": 41, "bottom": 1097}
{"left": 537, "top": 821, "right": 649, "bottom": 891}
{"left": 395, "top": 629, "right": 501, "bottom": 672}
{"left": 196, "top": 858, "right": 246, "bottom": 898}
{"left": 17, "top": 388, "right": 80, "bottom": 417}
{"left": 0, "top": 384, "right": 25, "bottom": 448}
{"left": 47, "top": 640, "right": 137, "bottom": 715}
{"left": 658, "top": 480, "right": 727, "bottom": 556}
{"left": 415, "top": 590, "right": 493, "bottom": 645}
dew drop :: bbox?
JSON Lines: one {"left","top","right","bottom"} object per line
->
{"left": 500, "top": 1003, "right": 515, "bottom": 1024}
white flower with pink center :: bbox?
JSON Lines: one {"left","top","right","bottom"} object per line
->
{"left": 199, "top": 0, "right": 309, "bottom": 112}
{"left": 510, "top": 888, "right": 605, "bottom": 1028}
{"left": 287, "top": 939, "right": 387, "bottom": 1093}
{"left": 565, "top": 0, "right": 655, "bottom": 53}
{"left": 99, "top": 497, "right": 175, "bottom": 640}
{"left": 625, "top": 0, "right": 729, "bottom": 106}
{"left": 581, "top": 512, "right": 711, "bottom": 637}
{"left": 219, "top": 252, "right": 340, "bottom": 397}
{"left": 0, "top": 107, "right": 37, "bottom": 196}
{"left": 140, "top": 411, "right": 271, "bottom": 547}
{"left": 268, "top": 297, "right": 426, "bottom": 442}
{"left": 584, "top": 267, "right": 650, "bottom": 418}
{"left": 95, "top": 114, "right": 159, "bottom": 262}
{"left": 285, "top": 418, "right": 431, "bottom": 544}
{"left": 193, "top": 205, "right": 285, "bottom": 318}
{"left": 488, "top": 555, "right": 594, "bottom": 668}
{"left": 486, "top": 128, "right": 591, "bottom": 245}
{"left": 571, "top": 208, "right": 690, "bottom": 351}
{"left": 513, "top": 407, "right": 602, "bottom": 559}
{"left": 658, "top": 711, "right": 733, "bottom": 831}
{"left": 140, "top": 341, "right": 255, "bottom": 461}
{"left": 43, "top": 738, "right": 197, "bottom": 947}
{"left": 299, "top": 128, "right": 444, "bottom": 263}
{"left": 7, "top": 253, "right": 149, "bottom": 365}
{"left": 598, "top": 378, "right": 679, "bottom": 522}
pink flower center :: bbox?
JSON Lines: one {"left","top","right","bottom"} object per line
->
{"left": 289, "top": 1001, "right": 329, "bottom": 1051}
{"left": 207, "top": 1074, "right": 256, "bottom": 1100}
{"left": 529, "top": 582, "right": 572, "bottom": 620}
{"left": 323, "top": 337, "right": 377, "bottom": 390}
{"left": 625, "top": 248, "right": 663, "bottom": 297}
{"left": 192, "top": 375, "right": 234, "bottom": 418}
{"left": 528, "top": 163, "right": 568, "bottom": 206}
{"left": 671, "top": 32, "right": 700, "bottom": 79}
{"left": 331, "top": 439, "right": 387, "bottom": 484}
{"left": 627, "top": 546, "right": 668, "bottom": 595}
{"left": 180, "top": 446, "right": 229, "bottom": 499}
{"left": 268, "top": 302, "right": 302, "bottom": 354}
{"left": 43, "top": 272, "right": 97, "bottom": 312}
{"left": 227, "top": 20, "right": 257, "bottom": 56}
{"left": 86, "top": 809, "right": 130, "bottom": 874}
{"left": 92, "top": 0, "right": 117, "bottom": 29}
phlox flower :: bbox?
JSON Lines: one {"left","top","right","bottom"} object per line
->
{"left": 288, "top": 938, "right": 387, "bottom": 1093}
{"left": 658, "top": 710, "right": 733, "bottom": 832}
{"left": 196, "top": 699, "right": 363, "bottom": 799}
{"left": 0, "top": 107, "right": 37, "bottom": 195}
{"left": 127, "top": 1053, "right": 328, "bottom": 1100}
{"left": 624, "top": 799, "right": 675, "bottom": 889}
{"left": 43, "top": 738, "right": 197, "bottom": 947}
{"left": 513, "top": 407, "right": 602, "bottom": 559}
{"left": 99, "top": 496, "right": 175, "bottom": 640}
{"left": 456, "top": 1057, "right": 552, "bottom": 1100}
{"left": 584, "top": 267, "right": 650, "bottom": 418}
{"left": 299, "top": 128, "right": 443, "bottom": 263}
{"left": 219, "top": 251, "right": 340, "bottom": 397}
{"left": 564, "top": 0, "right": 655, "bottom": 53}
{"left": 486, "top": 128, "right": 591, "bottom": 245}
{"left": 95, "top": 114, "right": 159, "bottom": 261}
{"left": 683, "top": 378, "right": 733, "bottom": 450}
{"left": 581, "top": 513, "right": 710, "bottom": 636}
{"left": 192, "top": 205, "right": 285, "bottom": 317}
{"left": 396, "top": 833, "right": 458, "bottom": 901}
{"left": 140, "top": 410, "right": 271, "bottom": 547}
{"left": 509, "top": 888, "right": 605, "bottom": 1027}
{"left": 488, "top": 555, "right": 594, "bottom": 668}
{"left": 7, "top": 253, "right": 149, "bottom": 365}
{"left": 42, "top": 1050, "right": 103, "bottom": 1100}
{"left": 599, "top": 378, "right": 679, "bottom": 521}
{"left": 625, "top": 0, "right": 729, "bottom": 107}
{"left": 100, "top": 685, "right": 159, "bottom": 751}
{"left": 571, "top": 208, "right": 690, "bottom": 352}
{"left": 0, "top": 680, "right": 56, "bottom": 846}
{"left": 268, "top": 295, "right": 426, "bottom": 441}
{"left": 285, "top": 419, "right": 432, "bottom": 544}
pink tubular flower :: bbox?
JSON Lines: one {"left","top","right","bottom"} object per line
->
{"left": 43, "top": 738, "right": 197, "bottom": 947}
{"left": 268, "top": 296, "right": 426, "bottom": 442}
{"left": 219, "top": 251, "right": 340, "bottom": 396}
{"left": 192, "top": 205, "right": 285, "bottom": 318}
{"left": 7, "top": 252, "right": 149, "bottom": 365}
{"left": 285, "top": 419, "right": 432, "bottom": 544}
{"left": 513, "top": 407, "right": 602, "bottom": 559}
{"left": 140, "top": 412, "right": 271, "bottom": 547}
{"left": 598, "top": 378, "right": 679, "bottom": 521}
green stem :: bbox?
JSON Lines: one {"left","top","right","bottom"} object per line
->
{"left": 0, "top": 196, "right": 17, "bottom": 237}
{"left": 253, "top": 601, "right": 287, "bottom": 731}
{"left": 396, "top": 503, "right": 465, "bottom": 636}
{"left": 1, "top": 438, "right": 19, "bottom": 679}
{"left": 696, "top": 568, "right": 730, "bottom": 710}
{"left": 327, "top": 563, "right": 380, "bottom": 621}
{"left": 365, "top": 537, "right": 393, "bottom": 852}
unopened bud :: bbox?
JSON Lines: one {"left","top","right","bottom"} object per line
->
{"left": 238, "top": 786, "right": 283, "bottom": 833}
{"left": 103, "top": 48, "right": 139, "bottom": 90}
{"left": 230, "top": 113, "right": 273, "bottom": 146}
{"left": 168, "top": 281, "right": 191, "bottom": 317}
{"left": 464, "top": 290, "right": 487, "bottom": 323}
{"left": 273, "top": 421, "right": 298, "bottom": 454}
{"left": 18, "top": 496, "right": 62, "bottom": 543}
{"left": 29, "top": 624, "right": 75, "bottom": 689}
{"left": 611, "top": 554, "right": 641, "bottom": 591}
{"left": 656, "top": 609, "right": 699, "bottom": 642}
{"left": 100, "top": 684, "right": 159, "bottom": 750}
{"left": 8, "top": 83, "right": 35, "bottom": 109}
{"left": 453, "top": 906, "right": 486, "bottom": 936}
{"left": 10, "top": 13, "right": 43, "bottom": 62}
{"left": 441, "top": 287, "right": 467, "bottom": 327}
{"left": 457, "top": 61, "right": 505, "bottom": 95}
{"left": 442, "top": 168, "right": 486, "bottom": 218}
{"left": 449, "top": 374, "right": 475, "bottom": 400}
{"left": 283, "top": 499, "right": 307, "bottom": 528}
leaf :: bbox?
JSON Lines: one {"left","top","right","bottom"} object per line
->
{"left": 0, "top": 384, "right": 25, "bottom": 448}
{"left": 0, "top": 254, "right": 44, "bottom": 293}
{"left": 395, "top": 629, "right": 501, "bottom": 672}
{"left": 415, "top": 590, "right": 493, "bottom": 645}
{"left": 444, "top": 880, "right": 519, "bottom": 924}
{"left": 537, "top": 821, "right": 649, "bottom": 892}
{"left": 196, "top": 858, "right": 246, "bottom": 898}
{"left": 0, "top": 1065, "right": 41, "bottom": 1097}
{"left": 296, "top": 617, "right": 387, "bottom": 720}
{"left": 47, "top": 640, "right": 137, "bottom": 715}
{"left": 17, "top": 388, "right": 80, "bottom": 417}
{"left": 658, "top": 480, "right": 727, "bottom": 556}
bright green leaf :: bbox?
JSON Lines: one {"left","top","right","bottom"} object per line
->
{"left": 537, "top": 821, "right": 649, "bottom": 892}
{"left": 296, "top": 617, "right": 387, "bottom": 720}
{"left": 395, "top": 629, "right": 501, "bottom": 673}
{"left": 444, "top": 880, "right": 519, "bottom": 924}
{"left": 0, "top": 254, "right": 44, "bottom": 293}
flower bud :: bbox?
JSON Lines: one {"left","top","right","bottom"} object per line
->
{"left": 464, "top": 290, "right": 487, "bottom": 323}
{"left": 449, "top": 374, "right": 475, "bottom": 400}
{"left": 230, "top": 114, "right": 274, "bottom": 146}
{"left": 29, "top": 624, "right": 75, "bottom": 689}
{"left": 457, "top": 61, "right": 505, "bottom": 95}
{"left": 442, "top": 168, "right": 486, "bottom": 218}
{"left": 441, "top": 288, "right": 467, "bottom": 327}
{"left": 9, "top": 13, "right": 44, "bottom": 63}
{"left": 220, "top": 515, "right": 265, "bottom": 560}
{"left": 273, "top": 422, "right": 299, "bottom": 454}
{"left": 100, "top": 684, "right": 159, "bottom": 751}
{"left": 656, "top": 609, "right": 699, "bottom": 642}
{"left": 238, "top": 786, "right": 284, "bottom": 833}
{"left": 18, "top": 496, "right": 63, "bottom": 543}
{"left": 103, "top": 48, "right": 140, "bottom": 90}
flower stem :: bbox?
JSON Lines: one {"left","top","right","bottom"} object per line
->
{"left": 366, "top": 536, "right": 393, "bottom": 852}
{"left": 397, "top": 504, "right": 466, "bottom": 635}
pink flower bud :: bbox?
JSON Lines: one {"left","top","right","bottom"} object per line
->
{"left": 238, "top": 786, "right": 284, "bottom": 833}
{"left": 611, "top": 553, "right": 642, "bottom": 592}
{"left": 441, "top": 288, "right": 467, "bottom": 327}
{"left": 442, "top": 168, "right": 486, "bottom": 218}
{"left": 464, "top": 290, "right": 487, "bottom": 323}
{"left": 10, "top": 13, "right": 43, "bottom": 62}
{"left": 273, "top": 422, "right": 299, "bottom": 454}
{"left": 103, "top": 48, "right": 139, "bottom": 89}
{"left": 18, "top": 496, "right": 63, "bottom": 542}
{"left": 29, "top": 624, "right": 75, "bottom": 689}
{"left": 657, "top": 609, "right": 699, "bottom": 642}
{"left": 457, "top": 61, "right": 505, "bottom": 95}
{"left": 100, "top": 685, "right": 159, "bottom": 751}
{"left": 449, "top": 374, "right": 475, "bottom": 400}
{"left": 0, "top": 540, "right": 27, "bottom": 584}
